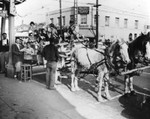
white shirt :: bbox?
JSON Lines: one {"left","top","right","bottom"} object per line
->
{"left": 20, "top": 47, "right": 34, "bottom": 60}
{"left": 2, "top": 39, "right": 8, "bottom": 46}
{"left": 16, "top": 43, "right": 20, "bottom": 50}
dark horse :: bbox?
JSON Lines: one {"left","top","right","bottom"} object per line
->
{"left": 124, "top": 32, "right": 150, "bottom": 97}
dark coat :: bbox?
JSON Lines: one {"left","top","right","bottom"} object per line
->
{"left": 42, "top": 44, "right": 59, "bottom": 62}
{"left": 12, "top": 44, "right": 23, "bottom": 65}
{"left": 0, "top": 40, "right": 9, "bottom": 52}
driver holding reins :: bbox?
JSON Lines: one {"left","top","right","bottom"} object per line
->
{"left": 67, "top": 20, "right": 79, "bottom": 49}
{"left": 47, "top": 23, "right": 59, "bottom": 44}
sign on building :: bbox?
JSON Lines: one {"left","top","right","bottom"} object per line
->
{"left": 10, "top": 0, "right": 17, "bottom": 15}
{"left": 78, "top": 7, "right": 89, "bottom": 15}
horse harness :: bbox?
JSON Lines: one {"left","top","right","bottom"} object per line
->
{"left": 83, "top": 43, "right": 128, "bottom": 76}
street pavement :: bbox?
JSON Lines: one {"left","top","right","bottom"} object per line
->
{"left": 0, "top": 66, "right": 150, "bottom": 119}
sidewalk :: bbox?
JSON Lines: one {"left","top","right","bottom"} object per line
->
{"left": 0, "top": 74, "right": 85, "bottom": 119}
{"left": 0, "top": 74, "right": 146, "bottom": 119}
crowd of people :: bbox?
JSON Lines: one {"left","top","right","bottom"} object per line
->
{"left": 9, "top": 20, "right": 79, "bottom": 90}
{"left": 0, "top": 19, "right": 137, "bottom": 92}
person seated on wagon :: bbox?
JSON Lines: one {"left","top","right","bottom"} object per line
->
{"left": 67, "top": 20, "right": 79, "bottom": 49}
{"left": 47, "top": 23, "right": 59, "bottom": 42}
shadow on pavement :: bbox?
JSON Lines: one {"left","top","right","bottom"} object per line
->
{"left": 32, "top": 68, "right": 150, "bottom": 119}
{"left": 115, "top": 76, "right": 150, "bottom": 95}
{"left": 119, "top": 93, "right": 150, "bottom": 119}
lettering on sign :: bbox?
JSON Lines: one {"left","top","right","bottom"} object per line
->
{"left": 10, "top": 0, "right": 17, "bottom": 15}
{"left": 78, "top": 7, "right": 89, "bottom": 15}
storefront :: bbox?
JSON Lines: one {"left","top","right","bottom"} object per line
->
{"left": 0, "top": 0, "right": 26, "bottom": 78}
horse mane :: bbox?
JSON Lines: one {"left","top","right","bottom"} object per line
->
{"left": 107, "top": 40, "right": 118, "bottom": 56}
{"left": 129, "top": 33, "right": 150, "bottom": 54}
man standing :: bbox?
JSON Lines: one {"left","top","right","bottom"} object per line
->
{"left": 42, "top": 38, "right": 59, "bottom": 90}
{"left": 0, "top": 33, "right": 9, "bottom": 73}
{"left": 12, "top": 38, "right": 23, "bottom": 79}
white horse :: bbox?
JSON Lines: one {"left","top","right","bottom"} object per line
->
{"left": 70, "top": 40, "right": 130, "bottom": 102}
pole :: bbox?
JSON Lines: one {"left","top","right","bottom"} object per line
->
{"left": 6, "top": 0, "right": 16, "bottom": 78}
{"left": 59, "top": 0, "right": 62, "bottom": 37}
{"left": 74, "top": 0, "right": 78, "bottom": 24}
{"left": 96, "top": 0, "right": 99, "bottom": 48}
{"left": 91, "top": 6, "right": 93, "bottom": 27}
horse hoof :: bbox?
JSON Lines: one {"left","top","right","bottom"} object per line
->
{"left": 130, "top": 90, "right": 137, "bottom": 96}
{"left": 97, "top": 97, "right": 104, "bottom": 102}
{"left": 123, "top": 93, "right": 130, "bottom": 98}
{"left": 71, "top": 88, "right": 76, "bottom": 92}
{"left": 106, "top": 96, "right": 112, "bottom": 100}
{"left": 76, "top": 87, "right": 81, "bottom": 91}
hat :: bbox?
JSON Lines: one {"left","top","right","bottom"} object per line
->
{"left": 69, "top": 20, "right": 74, "bottom": 24}
{"left": 49, "top": 23, "right": 55, "bottom": 28}
{"left": 30, "top": 21, "right": 35, "bottom": 26}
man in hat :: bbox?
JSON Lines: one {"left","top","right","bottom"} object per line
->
{"left": 68, "top": 20, "right": 79, "bottom": 49}
{"left": 47, "top": 23, "right": 59, "bottom": 44}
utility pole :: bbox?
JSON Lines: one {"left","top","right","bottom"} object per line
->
{"left": 59, "top": 0, "right": 62, "bottom": 37}
{"left": 88, "top": 0, "right": 101, "bottom": 48}
{"left": 91, "top": 6, "right": 93, "bottom": 27}
{"left": 74, "top": 0, "right": 78, "bottom": 24}
{"left": 95, "top": 0, "right": 99, "bottom": 48}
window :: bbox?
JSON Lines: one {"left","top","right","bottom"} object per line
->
{"left": 80, "top": 15, "right": 87, "bottom": 24}
{"left": 129, "top": 33, "right": 133, "bottom": 41}
{"left": 70, "top": 15, "right": 74, "bottom": 21}
{"left": 134, "top": 33, "right": 137, "bottom": 39}
{"left": 124, "top": 18, "right": 128, "bottom": 28}
{"left": 105, "top": 16, "right": 110, "bottom": 26}
{"left": 94, "top": 15, "right": 100, "bottom": 25}
{"left": 115, "top": 17, "right": 119, "bottom": 27}
{"left": 94, "top": 15, "right": 96, "bottom": 24}
{"left": 50, "top": 18, "right": 54, "bottom": 24}
{"left": 135, "top": 20, "right": 139, "bottom": 29}
{"left": 57, "top": 17, "right": 60, "bottom": 26}
{"left": 62, "top": 16, "right": 65, "bottom": 26}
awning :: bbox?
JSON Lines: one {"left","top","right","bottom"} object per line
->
{"left": 15, "top": 32, "right": 28, "bottom": 37}
{"left": 79, "top": 29, "right": 95, "bottom": 38}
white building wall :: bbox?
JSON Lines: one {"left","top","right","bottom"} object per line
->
{"left": 46, "top": 7, "right": 74, "bottom": 27}
{"left": 46, "top": 6, "right": 149, "bottom": 42}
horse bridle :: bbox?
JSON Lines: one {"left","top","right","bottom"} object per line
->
{"left": 114, "top": 42, "right": 128, "bottom": 66}
{"left": 128, "top": 39, "right": 150, "bottom": 65}
{"left": 105, "top": 42, "right": 129, "bottom": 75}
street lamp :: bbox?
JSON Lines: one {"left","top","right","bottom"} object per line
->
{"left": 87, "top": 0, "right": 101, "bottom": 48}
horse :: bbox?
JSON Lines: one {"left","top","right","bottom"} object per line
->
{"left": 124, "top": 32, "right": 150, "bottom": 97}
{"left": 70, "top": 39, "right": 130, "bottom": 102}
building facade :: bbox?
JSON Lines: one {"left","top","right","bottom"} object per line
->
{"left": 46, "top": 6, "right": 149, "bottom": 41}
